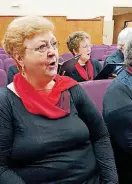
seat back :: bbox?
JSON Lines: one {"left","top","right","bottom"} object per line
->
{"left": 0, "top": 50, "right": 6, "bottom": 54}
{"left": 4, "top": 58, "right": 15, "bottom": 73}
{"left": 106, "top": 50, "right": 116, "bottom": 56}
{"left": 80, "top": 79, "right": 112, "bottom": 114}
{"left": 0, "top": 69, "right": 7, "bottom": 87}
{"left": 102, "top": 54, "right": 109, "bottom": 61}
{"left": 0, "top": 59, "right": 4, "bottom": 70}
{"left": 108, "top": 47, "right": 117, "bottom": 52}
{"left": 111, "top": 44, "right": 117, "bottom": 46}
{"left": 92, "top": 45, "right": 109, "bottom": 49}
{"left": 91, "top": 48, "right": 107, "bottom": 61}
{"left": 0, "top": 54, "right": 9, "bottom": 62}
{"left": 61, "top": 52, "right": 73, "bottom": 62}
{"left": 58, "top": 57, "right": 64, "bottom": 63}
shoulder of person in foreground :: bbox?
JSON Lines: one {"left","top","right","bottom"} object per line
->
{"left": 103, "top": 71, "right": 132, "bottom": 117}
{"left": 103, "top": 73, "right": 132, "bottom": 152}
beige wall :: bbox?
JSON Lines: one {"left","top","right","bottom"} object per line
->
{"left": 0, "top": 0, "right": 132, "bottom": 46}
{"left": 0, "top": 16, "right": 104, "bottom": 53}
{"left": 0, "top": 0, "right": 132, "bottom": 20}
{"left": 127, "top": 21, "right": 132, "bottom": 27}
{"left": 113, "top": 13, "right": 132, "bottom": 44}
{"left": 103, "top": 20, "right": 114, "bottom": 45}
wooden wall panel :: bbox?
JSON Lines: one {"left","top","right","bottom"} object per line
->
{"left": 0, "top": 16, "right": 104, "bottom": 54}
{"left": 46, "top": 16, "right": 104, "bottom": 54}
{"left": 0, "top": 16, "right": 16, "bottom": 44}
{"left": 113, "top": 13, "right": 132, "bottom": 44}
{"left": 127, "top": 21, "right": 132, "bottom": 27}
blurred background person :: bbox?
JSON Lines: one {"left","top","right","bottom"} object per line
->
{"left": 103, "top": 35, "right": 132, "bottom": 184}
{"left": 105, "top": 27, "right": 132, "bottom": 74}
{"left": 7, "top": 65, "right": 19, "bottom": 84}
{"left": 60, "top": 31, "right": 102, "bottom": 82}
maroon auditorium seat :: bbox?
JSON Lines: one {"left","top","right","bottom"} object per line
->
{"left": 0, "top": 69, "right": 7, "bottom": 87}
{"left": 80, "top": 79, "right": 112, "bottom": 114}
{"left": 3, "top": 58, "right": 15, "bottom": 73}
{"left": 0, "top": 59, "right": 4, "bottom": 70}
{"left": 91, "top": 48, "right": 107, "bottom": 61}
{"left": 61, "top": 52, "right": 73, "bottom": 62}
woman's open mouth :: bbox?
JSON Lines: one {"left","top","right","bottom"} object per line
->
{"left": 47, "top": 61, "right": 57, "bottom": 70}
{"left": 49, "top": 61, "right": 56, "bottom": 66}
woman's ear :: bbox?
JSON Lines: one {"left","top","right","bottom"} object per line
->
{"left": 13, "top": 53, "right": 24, "bottom": 67}
{"left": 73, "top": 49, "right": 78, "bottom": 56}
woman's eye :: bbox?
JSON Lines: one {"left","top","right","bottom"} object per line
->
{"left": 52, "top": 42, "right": 57, "bottom": 46}
{"left": 39, "top": 44, "right": 47, "bottom": 50}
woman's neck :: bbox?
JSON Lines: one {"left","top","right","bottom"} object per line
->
{"left": 23, "top": 73, "right": 55, "bottom": 91}
{"left": 78, "top": 58, "right": 88, "bottom": 65}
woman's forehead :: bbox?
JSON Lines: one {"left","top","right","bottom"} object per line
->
{"left": 79, "top": 38, "right": 90, "bottom": 45}
{"left": 24, "top": 32, "right": 56, "bottom": 46}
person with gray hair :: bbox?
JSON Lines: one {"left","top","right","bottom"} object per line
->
{"left": 103, "top": 38, "right": 132, "bottom": 184}
{"left": 105, "top": 27, "right": 132, "bottom": 74}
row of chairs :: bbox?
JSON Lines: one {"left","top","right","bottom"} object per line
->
{"left": 80, "top": 79, "right": 112, "bottom": 114}
{"left": 0, "top": 44, "right": 117, "bottom": 65}
{"left": 59, "top": 46, "right": 117, "bottom": 63}
{"left": 0, "top": 69, "right": 7, "bottom": 87}
{"left": 0, "top": 67, "right": 112, "bottom": 115}
{"left": 0, "top": 45, "right": 117, "bottom": 51}
{"left": 0, "top": 47, "right": 113, "bottom": 115}
{"left": 91, "top": 46, "right": 117, "bottom": 61}
{"left": 0, "top": 57, "right": 14, "bottom": 73}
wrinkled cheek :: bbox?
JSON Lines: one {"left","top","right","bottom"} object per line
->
{"left": 55, "top": 49, "right": 59, "bottom": 57}
{"left": 89, "top": 48, "right": 91, "bottom": 53}
{"left": 82, "top": 53, "right": 88, "bottom": 57}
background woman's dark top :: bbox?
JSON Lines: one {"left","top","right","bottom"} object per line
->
{"left": 103, "top": 69, "right": 132, "bottom": 184}
{"left": 60, "top": 59, "right": 102, "bottom": 82}
{"left": 8, "top": 65, "right": 19, "bottom": 84}
{"left": 0, "top": 85, "right": 118, "bottom": 184}
{"left": 104, "top": 50, "right": 124, "bottom": 74}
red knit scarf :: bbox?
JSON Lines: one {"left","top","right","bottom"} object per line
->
{"left": 13, "top": 73, "right": 78, "bottom": 119}
{"left": 75, "top": 60, "right": 94, "bottom": 80}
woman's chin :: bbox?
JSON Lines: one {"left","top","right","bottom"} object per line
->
{"left": 45, "top": 71, "right": 57, "bottom": 78}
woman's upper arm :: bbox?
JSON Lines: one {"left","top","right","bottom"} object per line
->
{"left": 103, "top": 83, "right": 132, "bottom": 154}
{"left": 0, "top": 91, "right": 13, "bottom": 168}
{"left": 0, "top": 89, "right": 25, "bottom": 183}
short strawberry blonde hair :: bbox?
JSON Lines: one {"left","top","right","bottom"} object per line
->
{"left": 67, "top": 31, "right": 91, "bottom": 55}
{"left": 2, "top": 16, "right": 54, "bottom": 59}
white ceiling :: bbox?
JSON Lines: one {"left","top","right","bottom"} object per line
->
{"left": 113, "top": 7, "right": 132, "bottom": 16}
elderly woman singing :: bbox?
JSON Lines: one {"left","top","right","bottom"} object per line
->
{"left": 0, "top": 16, "right": 118, "bottom": 184}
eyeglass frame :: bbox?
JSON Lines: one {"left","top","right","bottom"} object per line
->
{"left": 25, "top": 40, "right": 60, "bottom": 53}
{"left": 79, "top": 44, "right": 92, "bottom": 49}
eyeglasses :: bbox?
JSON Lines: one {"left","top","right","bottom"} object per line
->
{"left": 25, "top": 41, "right": 60, "bottom": 53}
{"left": 81, "top": 44, "right": 92, "bottom": 49}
